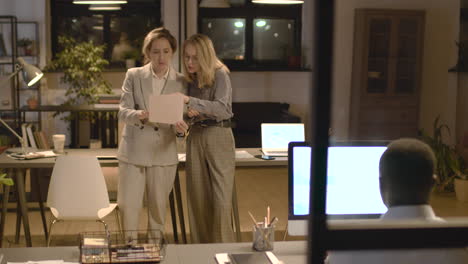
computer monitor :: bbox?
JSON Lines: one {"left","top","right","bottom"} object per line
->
{"left": 287, "top": 141, "right": 388, "bottom": 236}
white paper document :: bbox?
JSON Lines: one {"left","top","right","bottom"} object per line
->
{"left": 149, "top": 94, "right": 184, "bottom": 124}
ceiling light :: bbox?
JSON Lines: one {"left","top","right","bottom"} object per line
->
{"left": 73, "top": 1, "right": 127, "bottom": 4}
{"left": 199, "top": 0, "right": 230, "bottom": 8}
{"left": 234, "top": 21, "right": 244, "bottom": 28}
{"left": 256, "top": 20, "right": 267, "bottom": 27}
{"left": 89, "top": 4, "right": 121, "bottom": 10}
{"left": 252, "top": 0, "right": 303, "bottom": 4}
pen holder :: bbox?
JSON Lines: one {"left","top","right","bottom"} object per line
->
{"left": 252, "top": 224, "right": 274, "bottom": 251}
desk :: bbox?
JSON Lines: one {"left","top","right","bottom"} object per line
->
{"left": 0, "top": 241, "right": 306, "bottom": 264}
{"left": 0, "top": 148, "right": 287, "bottom": 246}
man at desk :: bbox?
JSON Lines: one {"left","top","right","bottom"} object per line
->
{"left": 328, "top": 138, "right": 468, "bottom": 264}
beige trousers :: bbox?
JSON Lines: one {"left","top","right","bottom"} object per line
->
{"left": 186, "top": 126, "right": 236, "bottom": 243}
{"left": 117, "top": 161, "right": 177, "bottom": 237}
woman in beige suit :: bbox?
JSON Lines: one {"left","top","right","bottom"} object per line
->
{"left": 117, "top": 27, "right": 187, "bottom": 239}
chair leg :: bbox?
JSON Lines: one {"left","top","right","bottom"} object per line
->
{"left": 47, "top": 219, "right": 61, "bottom": 247}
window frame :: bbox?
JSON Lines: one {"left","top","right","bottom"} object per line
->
{"left": 50, "top": 0, "right": 162, "bottom": 69}
{"left": 198, "top": 1, "right": 302, "bottom": 71}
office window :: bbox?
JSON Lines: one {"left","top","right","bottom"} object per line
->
{"left": 199, "top": 0, "right": 302, "bottom": 70}
{"left": 51, "top": 0, "right": 161, "bottom": 69}
{"left": 201, "top": 18, "right": 246, "bottom": 60}
{"left": 253, "top": 18, "right": 295, "bottom": 62}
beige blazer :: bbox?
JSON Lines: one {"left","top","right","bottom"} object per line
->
{"left": 117, "top": 64, "right": 186, "bottom": 166}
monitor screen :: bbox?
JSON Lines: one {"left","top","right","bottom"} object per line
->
{"left": 261, "top": 123, "right": 305, "bottom": 150}
{"left": 288, "top": 142, "right": 388, "bottom": 236}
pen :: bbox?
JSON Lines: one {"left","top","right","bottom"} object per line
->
{"left": 264, "top": 216, "right": 268, "bottom": 228}
{"left": 268, "top": 216, "right": 278, "bottom": 227}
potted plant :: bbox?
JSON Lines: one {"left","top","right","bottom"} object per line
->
{"left": 26, "top": 95, "right": 38, "bottom": 109}
{"left": 17, "top": 38, "right": 33, "bottom": 56}
{"left": 420, "top": 116, "right": 468, "bottom": 195}
{"left": 44, "top": 36, "right": 113, "bottom": 109}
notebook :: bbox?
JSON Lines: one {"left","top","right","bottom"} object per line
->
{"left": 261, "top": 123, "right": 305, "bottom": 157}
{"left": 215, "top": 252, "right": 280, "bottom": 264}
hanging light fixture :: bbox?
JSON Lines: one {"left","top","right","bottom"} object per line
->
{"left": 89, "top": 4, "right": 122, "bottom": 10}
{"left": 252, "top": 0, "right": 303, "bottom": 4}
{"left": 73, "top": 0, "right": 127, "bottom": 4}
{"left": 199, "top": 0, "right": 230, "bottom": 8}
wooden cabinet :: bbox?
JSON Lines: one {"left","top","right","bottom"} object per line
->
{"left": 349, "top": 9, "right": 425, "bottom": 140}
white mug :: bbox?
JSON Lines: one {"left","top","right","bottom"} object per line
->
{"left": 52, "top": 134, "right": 66, "bottom": 153}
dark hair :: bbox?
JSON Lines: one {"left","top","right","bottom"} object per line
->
{"left": 142, "top": 27, "right": 177, "bottom": 64}
{"left": 379, "top": 138, "right": 436, "bottom": 190}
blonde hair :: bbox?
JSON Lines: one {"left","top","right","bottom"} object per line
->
{"left": 142, "top": 27, "right": 177, "bottom": 65}
{"left": 182, "top": 34, "right": 229, "bottom": 88}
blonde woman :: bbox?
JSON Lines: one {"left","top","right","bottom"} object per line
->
{"left": 117, "top": 27, "right": 188, "bottom": 239}
{"left": 179, "top": 34, "right": 235, "bottom": 243}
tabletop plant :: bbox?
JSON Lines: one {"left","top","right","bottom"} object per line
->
{"left": 419, "top": 116, "right": 468, "bottom": 192}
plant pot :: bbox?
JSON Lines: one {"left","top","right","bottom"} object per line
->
{"left": 27, "top": 98, "right": 38, "bottom": 109}
{"left": 454, "top": 178, "right": 468, "bottom": 202}
{"left": 0, "top": 146, "right": 8, "bottom": 154}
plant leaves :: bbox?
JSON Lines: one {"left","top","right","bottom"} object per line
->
{"left": 0, "top": 173, "right": 14, "bottom": 186}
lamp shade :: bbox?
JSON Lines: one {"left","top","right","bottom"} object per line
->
{"left": 252, "top": 0, "right": 303, "bottom": 4}
{"left": 199, "top": 0, "right": 230, "bottom": 8}
{"left": 17, "top": 57, "right": 44, "bottom": 87}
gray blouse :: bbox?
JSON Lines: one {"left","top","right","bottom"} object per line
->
{"left": 187, "top": 68, "right": 233, "bottom": 122}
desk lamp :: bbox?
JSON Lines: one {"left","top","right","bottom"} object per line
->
{"left": 0, "top": 57, "right": 44, "bottom": 155}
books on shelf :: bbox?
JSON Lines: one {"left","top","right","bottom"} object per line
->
{"left": 21, "top": 123, "right": 29, "bottom": 147}
{"left": 22, "top": 123, "right": 50, "bottom": 149}
{"left": 98, "top": 94, "right": 120, "bottom": 104}
{"left": 26, "top": 123, "right": 37, "bottom": 149}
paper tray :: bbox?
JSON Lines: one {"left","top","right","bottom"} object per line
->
{"left": 80, "top": 230, "right": 166, "bottom": 264}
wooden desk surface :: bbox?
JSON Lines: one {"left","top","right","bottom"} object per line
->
{"left": 0, "top": 148, "right": 287, "bottom": 168}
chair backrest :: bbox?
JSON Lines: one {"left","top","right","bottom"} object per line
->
{"left": 46, "top": 155, "right": 110, "bottom": 220}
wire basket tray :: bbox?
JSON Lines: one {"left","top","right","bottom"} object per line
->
{"left": 80, "top": 230, "right": 167, "bottom": 264}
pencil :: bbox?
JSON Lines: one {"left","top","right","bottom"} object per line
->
{"left": 248, "top": 211, "right": 258, "bottom": 226}
{"left": 267, "top": 206, "right": 271, "bottom": 225}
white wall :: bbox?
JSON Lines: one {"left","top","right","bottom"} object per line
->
{"left": 333, "top": 0, "right": 460, "bottom": 143}
{"left": 0, "top": 0, "right": 47, "bottom": 68}
{"left": 231, "top": 71, "right": 311, "bottom": 134}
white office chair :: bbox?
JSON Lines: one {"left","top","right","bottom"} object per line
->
{"left": 46, "top": 155, "right": 121, "bottom": 246}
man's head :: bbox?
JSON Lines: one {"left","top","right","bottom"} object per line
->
{"left": 379, "top": 138, "right": 436, "bottom": 207}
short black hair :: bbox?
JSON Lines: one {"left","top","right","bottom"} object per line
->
{"left": 379, "top": 138, "right": 436, "bottom": 190}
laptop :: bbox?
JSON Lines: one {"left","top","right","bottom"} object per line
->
{"left": 261, "top": 123, "right": 305, "bottom": 157}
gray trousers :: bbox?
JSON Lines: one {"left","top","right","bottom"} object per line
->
{"left": 186, "top": 126, "right": 236, "bottom": 243}
{"left": 117, "top": 161, "right": 177, "bottom": 238}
